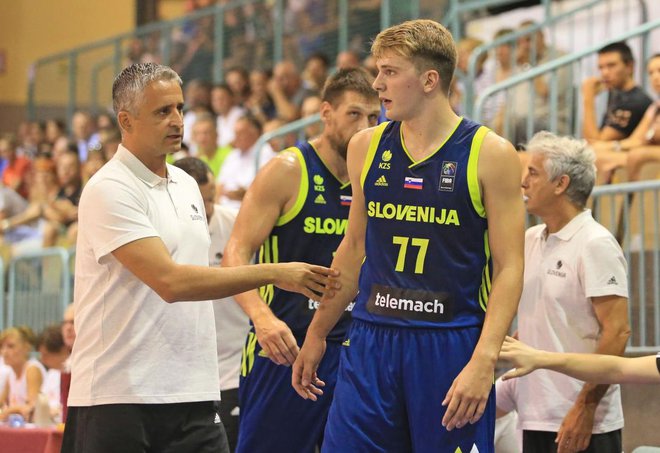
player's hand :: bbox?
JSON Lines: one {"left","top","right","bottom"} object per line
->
{"left": 292, "top": 335, "right": 326, "bottom": 401}
{"left": 582, "top": 77, "right": 604, "bottom": 98}
{"left": 499, "top": 336, "right": 540, "bottom": 380}
{"left": 556, "top": 402, "right": 596, "bottom": 453}
{"left": 441, "top": 357, "right": 494, "bottom": 431}
{"left": 254, "top": 313, "right": 299, "bottom": 366}
{"left": 273, "top": 262, "right": 340, "bottom": 301}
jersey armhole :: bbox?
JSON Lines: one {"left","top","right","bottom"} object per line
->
{"left": 276, "top": 147, "right": 308, "bottom": 226}
{"left": 360, "top": 122, "right": 389, "bottom": 189}
{"left": 467, "top": 126, "right": 490, "bottom": 219}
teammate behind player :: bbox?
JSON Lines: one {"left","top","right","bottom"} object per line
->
{"left": 223, "top": 68, "right": 381, "bottom": 453}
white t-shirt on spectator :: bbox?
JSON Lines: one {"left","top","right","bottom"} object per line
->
{"left": 216, "top": 143, "right": 276, "bottom": 210}
{"left": 517, "top": 210, "right": 628, "bottom": 434}
{"left": 69, "top": 144, "right": 220, "bottom": 406}
{"left": 0, "top": 358, "right": 11, "bottom": 401}
{"left": 216, "top": 106, "right": 246, "bottom": 148}
{"left": 7, "top": 358, "right": 47, "bottom": 406}
{"left": 42, "top": 368, "right": 61, "bottom": 414}
{"left": 208, "top": 205, "right": 250, "bottom": 391}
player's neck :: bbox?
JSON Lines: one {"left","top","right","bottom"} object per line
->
{"left": 400, "top": 99, "right": 460, "bottom": 160}
{"left": 312, "top": 135, "right": 348, "bottom": 183}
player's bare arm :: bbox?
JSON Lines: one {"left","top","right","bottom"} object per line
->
{"left": 501, "top": 336, "right": 660, "bottom": 384}
{"left": 442, "top": 131, "right": 525, "bottom": 430}
{"left": 292, "top": 127, "right": 374, "bottom": 400}
{"left": 222, "top": 151, "right": 306, "bottom": 366}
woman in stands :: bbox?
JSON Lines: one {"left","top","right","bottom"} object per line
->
{"left": 594, "top": 54, "right": 660, "bottom": 181}
{"left": 0, "top": 326, "right": 47, "bottom": 422}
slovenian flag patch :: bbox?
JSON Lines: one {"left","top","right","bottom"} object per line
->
{"left": 403, "top": 177, "right": 423, "bottom": 190}
{"left": 340, "top": 195, "right": 352, "bottom": 206}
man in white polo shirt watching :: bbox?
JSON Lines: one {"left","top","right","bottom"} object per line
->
{"left": 517, "top": 131, "right": 630, "bottom": 453}
{"left": 62, "top": 63, "right": 337, "bottom": 453}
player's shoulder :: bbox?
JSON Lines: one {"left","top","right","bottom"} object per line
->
{"left": 480, "top": 129, "right": 517, "bottom": 158}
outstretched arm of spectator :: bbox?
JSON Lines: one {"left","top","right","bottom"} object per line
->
{"left": 582, "top": 77, "right": 625, "bottom": 141}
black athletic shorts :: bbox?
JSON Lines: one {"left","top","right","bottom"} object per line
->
{"left": 523, "top": 429, "right": 621, "bottom": 453}
{"left": 62, "top": 401, "right": 229, "bottom": 453}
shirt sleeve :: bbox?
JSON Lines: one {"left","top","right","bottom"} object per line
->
{"left": 79, "top": 177, "right": 159, "bottom": 263}
{"left": 580, "top": 235, "right": 628, "bottom": 299}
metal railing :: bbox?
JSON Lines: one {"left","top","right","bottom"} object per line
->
{"left": 472, "top": 19, "right": 659, "bottom": 145}
{"left": 6, "top": 247, "right": 72, "bottom": 333}
{"left": 591, "top": 180, "right": 660, "bottom": 353}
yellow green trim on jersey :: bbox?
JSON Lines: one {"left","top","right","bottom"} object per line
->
{"left": 360, "top": 122, "right": 389, "bottom": 189}
{"left": 467, "top": 126, "right": 490, "bottom": 219}
{"left": 241, "top": 331, "right": 259, "bottom": 376}
{"left": 309, "top": 141, "right": 350, "bottom": 186}
{"left": 276, "top": 147, "right": 308, "bottom": 227}
{"left": 478, "top": 230, "right": 492, "bottom": 312}
{"left": 258, "top": 235, "right": 278, "bottom": 304}
{"left": 402, "top": 117, "right": 463, "bottom": 168}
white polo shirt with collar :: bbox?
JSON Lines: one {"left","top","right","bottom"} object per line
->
{"left": 69, "top": 144, "right": 220, "bottom": 406}
{"left": 517, "top": 209, "right": 628, "bottom": 434}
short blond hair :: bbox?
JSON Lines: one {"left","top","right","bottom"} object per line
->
{"left": 371, "top": 19, "right": 457, "bottom": 93}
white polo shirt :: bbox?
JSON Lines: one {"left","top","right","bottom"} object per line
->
{"left": 69, "top": 144, "right": 220, "bottom": 406}
{"left": 517, "top": 210, "right": 628, "bottom": 433}
{"left": 208, "top": 205, "right": 250, "bottom": 391}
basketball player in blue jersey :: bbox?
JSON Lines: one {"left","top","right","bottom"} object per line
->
{"left": 293, "top": 19, "right": 525, "bottom": 452}
{"left": 223, "top": 68, "right": 381, "bottom": 453}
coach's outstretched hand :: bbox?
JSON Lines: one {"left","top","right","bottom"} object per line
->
{"left": 441, "top": 356, "right": 494, "bottom": 431}
{"left": 292, "top": 335, "right": 327, "bottom": 401}
{"left": 273, "top": 262, "right": 340, "bottom": 301}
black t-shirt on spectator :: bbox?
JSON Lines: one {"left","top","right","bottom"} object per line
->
{"left": 57, "top": 185, "right": 82, "bottom": 206}
{"left": 601, "top": 86, "right": 653, "bottom": 137}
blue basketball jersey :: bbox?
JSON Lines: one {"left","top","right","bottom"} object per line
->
{"left": 251, "top": 142, "right": 352, "bottom": 343}
{"left": 353, "top": 118, "right": 492, "bottom": 329}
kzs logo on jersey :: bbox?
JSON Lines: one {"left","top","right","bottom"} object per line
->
{"left": 439, "top": 161, "right": 457, "bottom": 192}
{"left": 379, "top": 149, "right": 392, "bottom": 170}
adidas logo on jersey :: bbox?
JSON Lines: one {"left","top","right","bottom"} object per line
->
{"left": 314, "top": 194, "right": 327, "bottom": 204}
{"left": 375, "top": 175, "right": 388, "bottom": 187}
{"left": 607, "top": 276, "right": 618, "bottom": 285}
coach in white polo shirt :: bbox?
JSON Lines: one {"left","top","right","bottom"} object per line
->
{"left": 63, "top": 63, "right": 336, "bottom": 453}
{"left": 517, "top": 131, "right": 630, "bottom": 453}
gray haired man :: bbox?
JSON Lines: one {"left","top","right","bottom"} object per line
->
{"left": 516, "top": 131, "right": 630, "bottom": 453}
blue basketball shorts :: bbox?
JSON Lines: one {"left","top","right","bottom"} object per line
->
{"left": 322, "top": 319, "right": 495, "bottom": 453}
{"left": 236, "top": 338, "right": 342, "bottom": 453}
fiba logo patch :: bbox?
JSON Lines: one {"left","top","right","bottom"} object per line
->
{"left": 442, "top": 161, "right": 457, "bottom": 176}
{"left": 439, "top": 161, "right": 457, "bottom": 192}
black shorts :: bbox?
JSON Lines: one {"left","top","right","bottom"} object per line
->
{"left": 62, "top": 401, "right": 229, "bottom": 453}
{"left": 523, "top": 429, "right": 621, "bottom": 453}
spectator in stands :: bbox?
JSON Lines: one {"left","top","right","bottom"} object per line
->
{"left": 582, "top": 41, "right": 652, "bottom": 142}
{"left": 96, "top": 112, "right": 116, "bottom": 132}
{"left": 336, "top": 50, "right": 361, "bottom": 70}
{"left": 263, "top": 118, "right": 298, "bottom": 152}
{"left": 0, "top": 134, "right": 32, "bottom": 199}
{"left": 300, "top": 94, "right": 322, "bottom": 141}
{"left": 269, "top": 60, "right": 308, "bottom": 122}
{"left": 61, "top": 304, "right": 76, "bottom": 354}
{"left": 225, "top": 66, "right": 251, "bottom": 106}
{"left": 211, "top": 83, "right": 246, "bottom": 148}
{"left": 508, "top": 21, "right": 571, "bottom": 146}
{"left": 303, "top": 52, "right": 330, "bottom": 93}
{"left": 82, "top": 149, "right": 106, "bottom": 185}
{"left": 37, "top": 325, "right": 69, "bottom": 421}
{"left": 0, "top": 326, "right": 46, "bottom": 422}
{"left": 217, "top": 115, "right": 276, "bottom": 209}
{"left": 41, "top": 150, "right": 82, "bottom": 247}
{"left": 362, "top": 55, "right": 378, "bottom": 77}
{"left": 45, "top": 119, "right": 67, "bottom": 147}
{"left": 0, "top": 183, "right": 28, "bottom": 227}
{"left": 71, "top": 111, "right": 101, "bottom": 162}
{"left": 192, "top": 113, "right": 232, "bottom": 177}
{"left": 450, "top": 37, "right": 490, "bottom": 117}
{"left": 174, "top": 16, "right": 215, "bottom": 84}
{"left": 245, "top": 69, "right": 277, "bottom": 125}
{"left": 174, "top": 157, "right": 249, "bottom": 452}
{"left": 592, "top": 54, "right": 660, "bottom": 182}
{"left": 516, "top": 132, "right": 630, "bottom": 453}
{"left": 182, "top": 79, "right": 212, "bottom": 151}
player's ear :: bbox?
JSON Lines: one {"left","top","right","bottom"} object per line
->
{"left": 319, "top": 101, "right": 333, "bottom": 122}
{"left": 422, "top": 69, "right": 440, "bottom": 93}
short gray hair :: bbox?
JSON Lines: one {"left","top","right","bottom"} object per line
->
{"left": 112, "top": 63, "right": 182, "bottom": 115}
{"left": 526, "top": 131, "right": 596, "bottom": 207}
